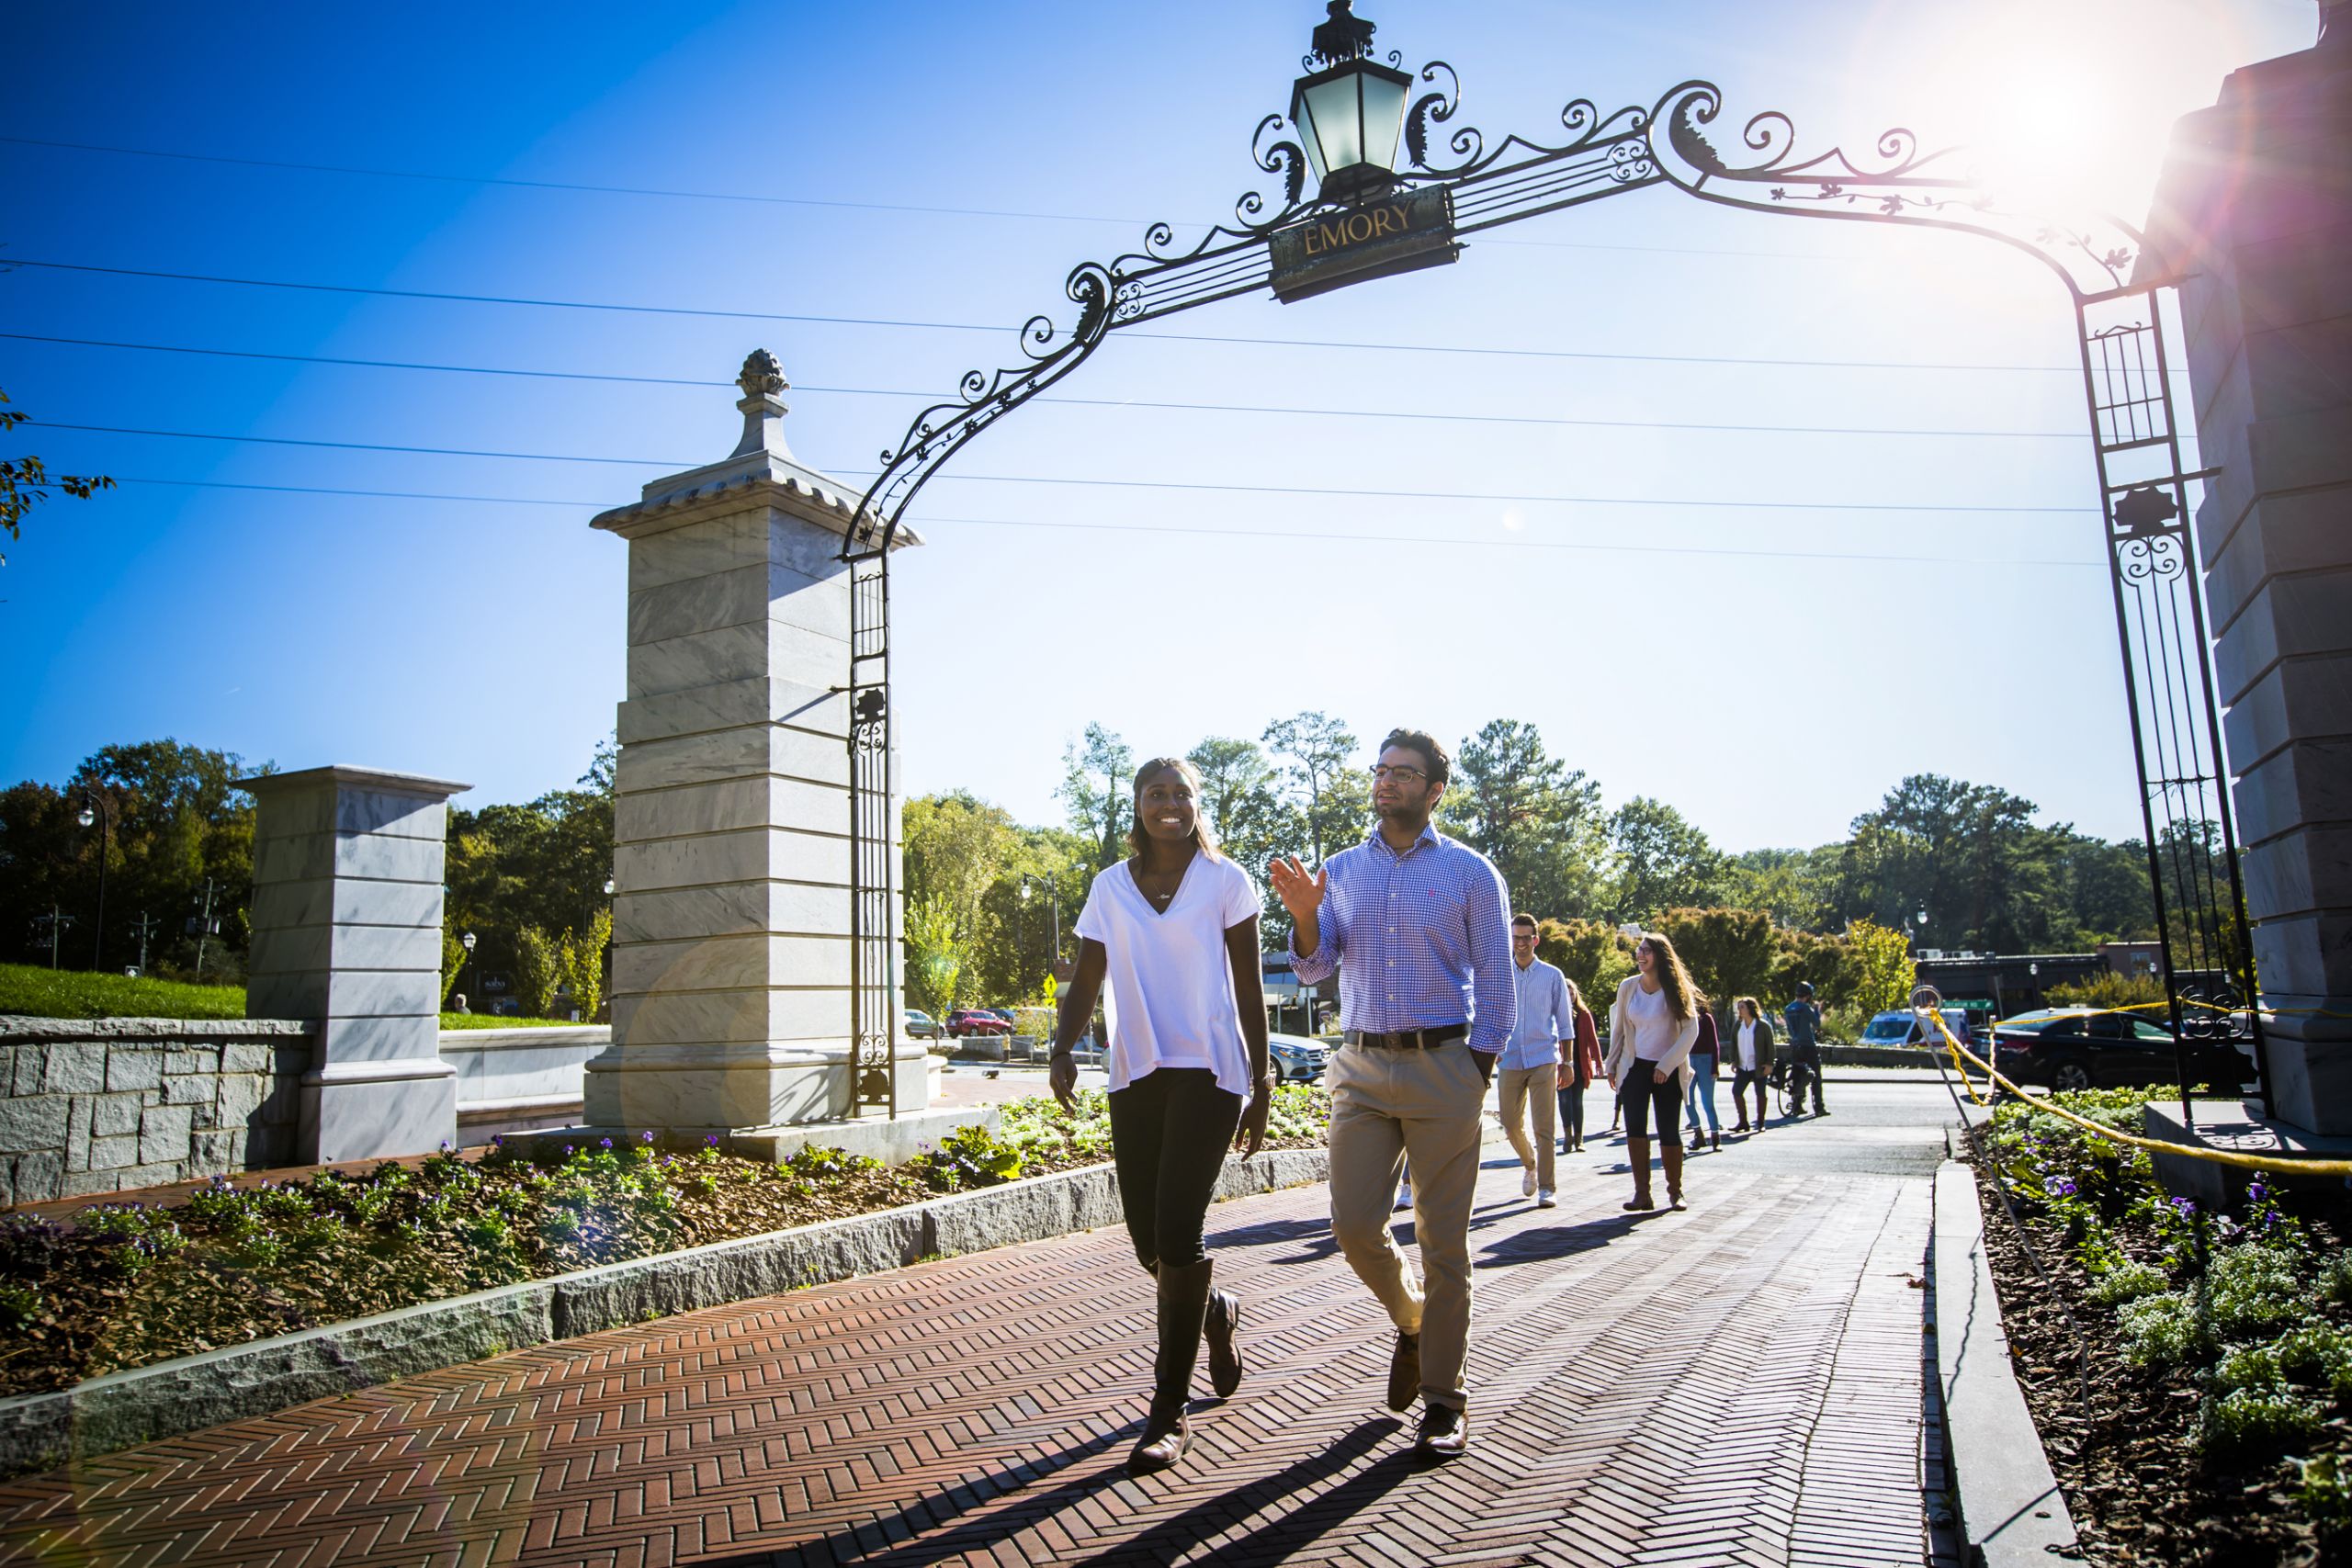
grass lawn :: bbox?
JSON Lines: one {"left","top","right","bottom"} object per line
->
{"left": 0, "top": 964, "right": 592, "bottom": 1031}
{"left": 0, "top": 964, "right": 245, "bottom": 1021}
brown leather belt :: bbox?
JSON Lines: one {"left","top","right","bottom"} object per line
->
{"left": 1345, "top": 1023, "right": 1469, "bottom": 1051}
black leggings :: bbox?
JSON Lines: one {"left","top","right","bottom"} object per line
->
{"left": 1108, "top": 1066, "right": 1244, "bottom": 1275}
{"left": 1616, "top": 1066, "right": 1681, "bottom": 1140}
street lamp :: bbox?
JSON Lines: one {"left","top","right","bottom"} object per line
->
{"left": 461, "top": 930, "right": 478, "bottom": 1012}
{"left": 1912, "top": 908, "right": 1928, "bottom": 953}
{"left": 1289, "top": 1, "right": 1414, "bottom": 203}
{"left": 74, "top": 785, "right": 111, "bottom": 969}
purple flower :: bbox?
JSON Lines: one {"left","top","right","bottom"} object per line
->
{"left": 640, "top": 1131, "right": 655, "bottom": 1145}
{"left": 599, "top": 1138, "right": 614, "bottom": 1151}
{"left": 704, "top": 1134, "right": 720, "bottom": 1148}
{"left": 439, "top": 1140, "right": 454, "bottom": 1154}
{"left": 563, "top": 1145, "right": 575, "bottom": 1158}
{"left": 2247, "top": 1179, "right": 2268, "bottom": 1202}
{"left": 2171, "top": 1196, "right": 2198, "bottom": 1217}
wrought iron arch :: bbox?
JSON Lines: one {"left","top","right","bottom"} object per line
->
{"left": 839, "top": 56, "right": 2266, "bottom": 1124}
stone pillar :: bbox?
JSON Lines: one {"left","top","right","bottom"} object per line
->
{"left": 582, "top": 352, "right": 925, "bottom": 1136}
{"left": 2143, "top": 8, "right": 2352, "bottom": 1130}
{"left": 241, "top": 766, "right": 469, "bottom": 1162}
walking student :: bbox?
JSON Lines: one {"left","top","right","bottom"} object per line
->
{"left": 1499, "top": 913, "right": 1573, "bottom": 1208}
{"left": 1783, "top": 980, "right": 1828, "bottom": 1118}
{"left": 1683, "top": 1006, "right": 1723, "bottom": 1154}
{"left": 1049, "top": 757, "right": 1273, "bottom": 1474}
{"left": 1272, "top": 728, "right": 1515, "bottom": 1461}
{"left": 1605, "top": 931, "right": 1703, "bottom": 1212}
{"left": 1730, "top": 996, "right": 1775, "bottom": 1132}
{"left": 1556, "top": 977, "right": 1602, "bottom": 1154}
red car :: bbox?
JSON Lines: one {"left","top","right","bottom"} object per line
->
{"left": 946, "top": 1009, "right": 1012, "bottom": 1037}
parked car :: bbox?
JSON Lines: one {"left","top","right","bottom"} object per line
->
{"left": 983, "top": 1008, "right": 1018, "bottom": 1024}
{"left": 1859, "top": 1008, "right": 1976, "bottom": 1049}
{"left": 1268, "top": 1032, "right": 1330, "bottom": 1082}
{"left": 1992, "top": 1008, "right": 2254, "bottom": 1093}
{"left": 903, "top": 1009, "right": 942, "bottom": 1041}
{"left": 947, "top": 1009, "right": 1012, "bottom": 1037}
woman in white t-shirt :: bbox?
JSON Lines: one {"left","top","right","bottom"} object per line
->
{"left": 1604, "top": 931, "right": 1702, "bottom": 1213}
{"left": 1049, "top": 756, "right": 1272, "bottom": 1474}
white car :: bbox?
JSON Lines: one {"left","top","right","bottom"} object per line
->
{"left": 1269, "top": 1032, "right": 1331, "bottom": 1081}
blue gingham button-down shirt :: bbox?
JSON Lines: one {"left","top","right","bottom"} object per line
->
{"left": 1288, "top": 823, "right": 1517, "bottom": 1055}
{"left": 1500, "top": 956, "right": 1574, "bottom": 1071}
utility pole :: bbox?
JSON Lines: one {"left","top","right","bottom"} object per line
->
{"left": 190, "top": 878, "right": 223, "bottom": 977}
{"left": 130, "top": 910, "right": 160, "bottom": 975}
{"left": 32, "top": 906, "right": 75, "bottom": 969}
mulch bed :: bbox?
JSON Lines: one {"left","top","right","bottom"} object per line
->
{"left": 1964, "top": 1137, "right": 2352, "bottom": 1567}
{"left": 0, "top": 1089, "right": 1329, "bottom": 1401}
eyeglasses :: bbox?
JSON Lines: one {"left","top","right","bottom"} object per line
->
{"left": 1511, "top": 931, "right": 1537, "bottom": 942}
{"left": 1369, "top": 764, "right": 1428, "bottom": 784}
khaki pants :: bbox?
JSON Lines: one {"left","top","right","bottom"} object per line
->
{"left": 1498, "top": 1063, "right": 1557, "bottom": 1192}
{"left": 1327, "top": 1041, "right": 1487, "bottom": 1412}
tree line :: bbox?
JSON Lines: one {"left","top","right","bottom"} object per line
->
{"left": 6, "top": 721, "right": 2188, "bottom": 1031}
{"left": 904, "top": 712, "right": 2176, "bottom": 1020}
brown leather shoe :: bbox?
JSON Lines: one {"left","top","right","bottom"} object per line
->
{"left": 1386, "top": 1330, "right": 1421, "bottom": 1413}
{"left": 1416, "top": 1403, "right": 1468, "bottom": 1460}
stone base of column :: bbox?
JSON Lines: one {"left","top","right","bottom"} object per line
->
{"left": 581, "top": 1039, "right": 933, "bottom": 1134}
{"left": 2252, "top": 1005, "right": 2352, "bottom": 1134}
{"left": 300, "top": 1059, "right": 460, "bottom": 1165}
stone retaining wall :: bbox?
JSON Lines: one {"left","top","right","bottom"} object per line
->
{"left": 0, "top": 1020, "right": 312, "bottom": 1205}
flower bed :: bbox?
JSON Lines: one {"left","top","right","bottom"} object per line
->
{"left": 0, "top": 1085, "right": 1331, "bottom": 1400}
{"left": 1970, "top": 1087, "right": 2352, "bottom": 1565}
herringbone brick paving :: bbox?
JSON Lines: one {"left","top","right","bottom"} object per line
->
{"left": 0, "top": 1149, "right": 1944, "bottom": 1567}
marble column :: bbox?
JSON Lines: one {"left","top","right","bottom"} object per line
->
{"left": 242, "top": 765, "right": 469, "bottom": 1162}
{"left": 2142, "top": 6, "right": 2352, "bottom": 1130}
{"left": 582, "top": 352, "right": 925, "bottom": 1134}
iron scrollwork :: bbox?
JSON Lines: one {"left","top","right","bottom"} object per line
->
{"left": 1645, "top": 81, "right": 2143, "bottom": 300}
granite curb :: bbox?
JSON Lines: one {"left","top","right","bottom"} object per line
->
{"left": 1931, "top": 1159, "right": 2080, "bottom": 1565}
{"left": 0, "top": 1145, "right": 1330, "bottom": 1481}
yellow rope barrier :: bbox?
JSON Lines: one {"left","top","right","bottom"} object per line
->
{"left": 1922, "top": 1009, "right": 2352, "bottom": 1177}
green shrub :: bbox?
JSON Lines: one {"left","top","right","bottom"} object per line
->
{"left": 2210, "top": 1243, "right": 2307, "bottom": 1339}
{"left": 2318, "top": 1251, "right": 2352, "bottom": 1306}
{"left": 2088, "top": 1258, "right": 2169, "bottom": 1306}
{"left": 2120, "top": 1290, "right": 2209, "bottom": 1367}
{"left": 2299, "top": 1453, "right": 2352, "bottom": 1523}
{"left": 2199, "top": 1385, "right": 2325, "bottom": 1456}
{"left": 0, "top": 1282, "right": 36, "bottom": 1331}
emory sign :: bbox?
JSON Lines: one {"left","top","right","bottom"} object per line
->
{"left": 1268, "top": 186, "right": 1458, "bottom": 303}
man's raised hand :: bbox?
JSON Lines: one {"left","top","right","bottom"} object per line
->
{"left": 1267, "top": 855, "right": 1328, "bottom": 921}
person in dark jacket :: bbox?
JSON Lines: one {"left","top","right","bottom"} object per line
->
{"left": 1683, "top": 1009, "right": 1723, "bottom": 1153}
{"left": 1729, "top": 996, "right": 1776, "bottom": 1132}
{"left": 1782, "top": 982, "right": 1827, "bottom": 1118}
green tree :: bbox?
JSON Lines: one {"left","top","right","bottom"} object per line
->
{"left": 905, "top": 895, "right": 966, "bottom": 1016}
{"left": 1438, "top": 719, "right": 1608, "bottom": 918}
{"left": 1059, "top": 723, "right": 1133, "bottom": 871}
{"left": 1721, "top": 846, "right": 1838, "bottom": 931}
{"left": 1607, "top": 796, "right": 1725, "bottom": 923}
{"left": 1655, "top": 907, "right": 1781, "bottom": 1021}
{"left": 0, "top": 740, "right": 266, "bottom": 977}
{"left": 1846, "top": 918, "right": 1917, "bottom": 1015}
{"left": 440, "top": 928, "right": 469, "bottom": 1008}
{"left": 1186, "top": 736, "right": 1295, "bottom": 876}
{"left": 443, "top": 739, "right": 615, "bottom": 1000}
{"left": 1537, "top": 918, "right": 1634, "bottom": 1010}
{"left": 512, "top": 926, "right": 560, "bottom": 1018}
{"left": 554, "top": 908, "right": 614, "bottom": 1022}
{"left": 1, "top": 387, "right": 114, "bottom": 567}
{"left": 1262, "top": 711, "right": 1360, "bottom": 863}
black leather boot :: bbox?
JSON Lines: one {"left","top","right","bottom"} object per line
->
{"left": 1204, "top": 1262, "right": 1244, "bottom": 1399}
{"left": 1130, "top": 1258, "right": 1213, "bottom": 1473}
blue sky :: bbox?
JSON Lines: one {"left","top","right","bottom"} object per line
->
{"left": 0, "top": 0, "right": 2315, "bottom": 851}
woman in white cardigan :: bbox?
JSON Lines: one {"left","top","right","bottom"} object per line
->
{"left": 1606, "top": 931, "right": 1704, "bottom": 1211}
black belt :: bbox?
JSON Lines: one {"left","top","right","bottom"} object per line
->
{"left": 1345, "top": 1023, "right": 1469, "bottom": 1051}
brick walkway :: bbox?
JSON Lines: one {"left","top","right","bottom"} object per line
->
{"left": 0, "top": 1150, "right": 1944, "bottom": 1567}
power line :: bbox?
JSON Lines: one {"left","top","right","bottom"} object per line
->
{"left": 0, "top": 256, "right": 2098, "bottom": 375}
{"left": 1, "top": 333, "right": 2088, "bottom": 440}
{"left": 0, "top": 132, "right": 1877, "bottom": 262}
{"left": 47, "top": 423, "right": 2098, "bottom": 513}
{"left": 104, "top": 477, "right": 2102, "bottom": 570}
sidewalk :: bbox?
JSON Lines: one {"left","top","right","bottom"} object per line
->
{"left": 0, "top": 1110, "right": 1953, "bottom": 1568}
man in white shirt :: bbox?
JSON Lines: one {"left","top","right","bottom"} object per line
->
{"left": 1498, "top": 913, "right": 1574, "bottom": 1208}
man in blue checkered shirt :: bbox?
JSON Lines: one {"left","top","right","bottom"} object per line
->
{"left": 1271, "top": 727, "right": 1514, "bottom": 1461}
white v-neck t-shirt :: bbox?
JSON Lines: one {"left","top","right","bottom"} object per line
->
{"left": 1073, "top": 852, "right": 1262, "bottom": 1101}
